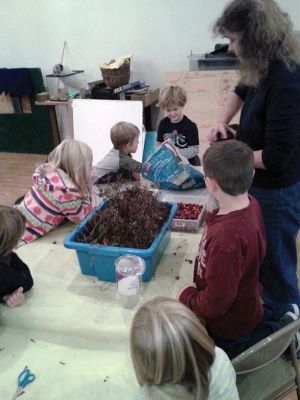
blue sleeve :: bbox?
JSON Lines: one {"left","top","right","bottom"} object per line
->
{"left": 0, "top": 252, "right": 33, "bottom": 297}
{"left": 262, "top": 83, "right": 300, "bottom": 173}
{"left": 185, "top": 120, "right": 199, "bottom": 146}
{"left": 234, "top": 84, "right": 248, "bottom": 101}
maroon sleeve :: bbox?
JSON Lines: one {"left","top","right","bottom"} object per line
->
{"left": 179, "top": 244, "right": 244, "bottom": 319}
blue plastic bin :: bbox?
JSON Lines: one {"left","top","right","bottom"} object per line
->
{"left": 64, "top": 201, "right": 177, "bottom": 282}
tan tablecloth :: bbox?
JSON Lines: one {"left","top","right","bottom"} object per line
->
{"left": 0, "top": 221, "right": 202, "bottom": 399}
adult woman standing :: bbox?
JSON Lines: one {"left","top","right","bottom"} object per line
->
{"left": 208, "top": 0, "right": 300, "bottom": 317}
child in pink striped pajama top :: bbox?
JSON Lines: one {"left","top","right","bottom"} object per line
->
{"left": 16, "top": 139, "right": 93, "bottom": 245}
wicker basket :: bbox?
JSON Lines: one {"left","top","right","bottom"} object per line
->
{"left": 100, "top": 63, "right": 130, "bottom": 89}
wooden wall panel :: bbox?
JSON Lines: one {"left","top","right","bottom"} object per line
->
{"left": 165, "top": 70, "right": 240, "bottom": 159}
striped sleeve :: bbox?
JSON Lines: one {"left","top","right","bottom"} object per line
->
{"left": 57, "top": 192, "right": 92, "bottom": 222}
{"left": 51, "top": 171, "right": 92, "bottom": 222}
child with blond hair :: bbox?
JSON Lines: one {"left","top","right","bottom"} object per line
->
{"left": 130, "top": 296, "right": 239, "bottom": 400}
{"left": 157, "top": 85, "right": 201, "bottom": 166}
{"left": 93, "top": 121, "right": 142, "bottom": 183}
{"left": 0, "top": 206, "right": 33, "bottom": 307}
{"left": 16, "top": 139, "right": 93, "bottom": 244}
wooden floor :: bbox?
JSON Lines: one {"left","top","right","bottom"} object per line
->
{"left": 0, "top": 152, "right": 46, "bottom": 206}
{"left": 0, "top": 152, "right": 299, "bottom": 399}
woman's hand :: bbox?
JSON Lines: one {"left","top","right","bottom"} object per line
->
{"left": 207, "top": 123, "right": 236, "bottom": 143}
{"left": 207, "top": 91, "right": 243, "bottom": 143}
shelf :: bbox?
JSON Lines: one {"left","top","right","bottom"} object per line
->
{"left": 46, "top": 70, "right": 84, "bottom": 78}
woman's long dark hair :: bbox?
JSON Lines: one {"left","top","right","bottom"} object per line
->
{"left": 213, "top": 0, "right": 300, "bottom": 86}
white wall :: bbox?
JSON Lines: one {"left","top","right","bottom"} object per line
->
{"left": 1, "top": 0, "right": 300, "bottom": 135}
{"left": 2, "top": 0, "right": 300, "bottom": 90}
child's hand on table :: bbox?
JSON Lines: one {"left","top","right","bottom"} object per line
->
{"left": 177, "top": 285, "right": 191, "bottom": 300}
{"left": 131, "top": 172, "right": 141, "bottom": 181}
{"left": 3, "top": 287, "right": 24, "bottom": 307}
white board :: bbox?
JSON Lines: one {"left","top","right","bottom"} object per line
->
{"left": 72, "top": 99, "right": 144, "bottom": 164}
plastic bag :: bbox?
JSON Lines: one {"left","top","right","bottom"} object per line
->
{"left": 142, "top": 139, "right": 205, "bottom": 191}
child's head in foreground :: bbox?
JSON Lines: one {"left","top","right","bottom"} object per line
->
{"left": 44, "top": 139, "right": 93, "bottom": 195}
{"left": 0, "top": 206, "right": 25, "bottom": 257}
{"left": 130, "top": 296, "right": 215, "bottom": 399}
{"left": 203, "top": 140, "right": 254, "bottom": 196}
{"left": 110, "top": 121, "right": 140, "bottom": 154}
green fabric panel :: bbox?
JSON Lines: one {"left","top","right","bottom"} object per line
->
{"left": 0, "top": 68, "right": 53, "bottom": 154}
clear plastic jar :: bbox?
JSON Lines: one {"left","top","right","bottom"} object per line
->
{"left": 115, "top": 255, "right": 146, "bottom": 309}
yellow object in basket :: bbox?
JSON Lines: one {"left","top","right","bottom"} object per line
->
{"left": 100, "top": 53, "right": 133, "bottom": 70}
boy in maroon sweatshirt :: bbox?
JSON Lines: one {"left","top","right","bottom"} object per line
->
{"left": 179, "top": 140, "right": 298, "bottom": 358}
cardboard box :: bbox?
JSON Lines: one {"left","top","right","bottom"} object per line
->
{"left": 129, "top": 88, "right": 159, "bottom": 107}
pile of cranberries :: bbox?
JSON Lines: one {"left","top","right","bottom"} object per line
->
{"left": 174, "top": 203, "right": 203, "bottom": 220}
